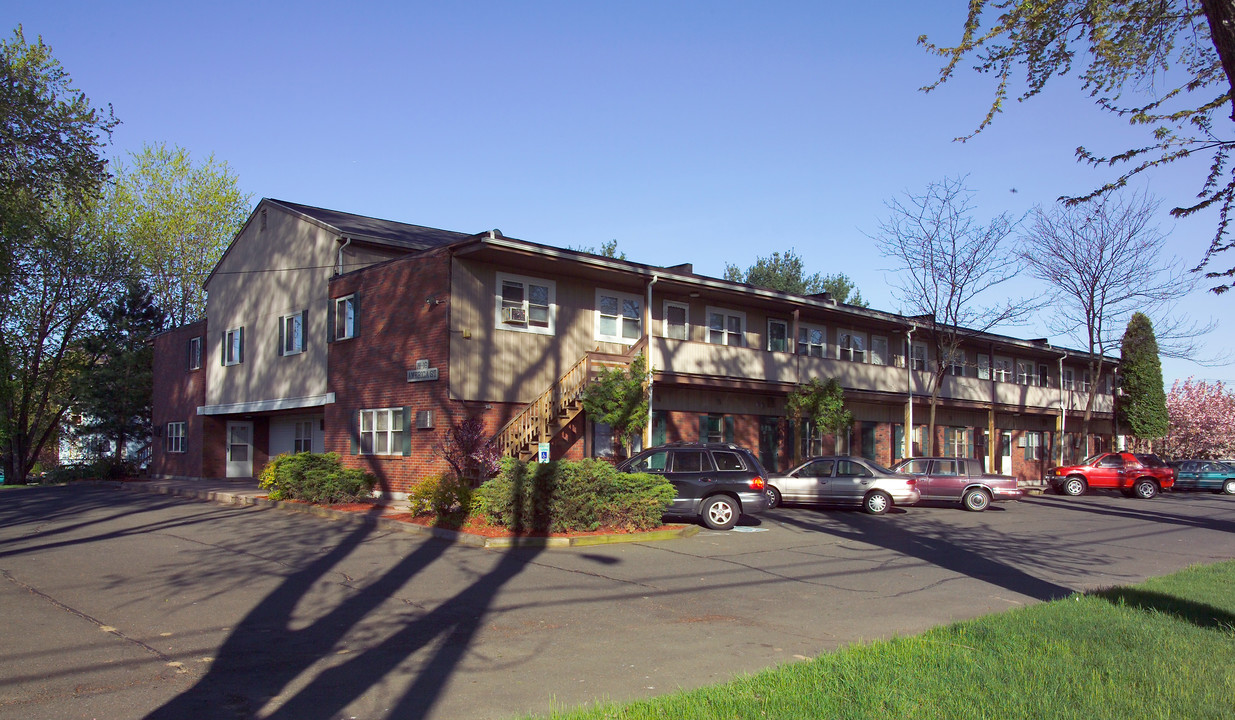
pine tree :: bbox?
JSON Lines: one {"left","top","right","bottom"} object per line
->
{"left": 1118, "top": 312, "right": 1169, "bottom": 445}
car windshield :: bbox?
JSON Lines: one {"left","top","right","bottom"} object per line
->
{"left": 1081, "top": 454, "right": 1106, "bottom": 466}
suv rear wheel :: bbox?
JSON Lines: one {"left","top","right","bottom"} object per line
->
{"left": 1133, "top": 478, "right": 1159, "bottom": 499}
{"left": 700, "top": 495, "right": 739, "bottom": 531}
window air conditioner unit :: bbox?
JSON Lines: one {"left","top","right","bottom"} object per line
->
{"left": 415, "top": 410, "right": 434, "bottom": 429}
{"left": 502, "top": 306, "right": 527, "bottom": 324}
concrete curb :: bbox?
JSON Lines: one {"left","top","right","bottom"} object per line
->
{"left": 111, "top": 480, "right": 700, "bottom": 549}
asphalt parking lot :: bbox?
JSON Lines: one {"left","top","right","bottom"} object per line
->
{"left": 2, "top": 484, "right": 1234, "bottom": 720}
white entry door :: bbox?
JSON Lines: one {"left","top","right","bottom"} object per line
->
{"left": 226, "top": 421, "right": 253, "bottom": 478}
{"left": 999, "top": 431, "right": 1013, "bottom": 476}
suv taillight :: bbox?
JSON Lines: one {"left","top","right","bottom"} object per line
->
{"left": 749, "top": 476, "right": 765, "bottom": 491}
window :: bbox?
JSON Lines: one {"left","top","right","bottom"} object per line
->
{"left": 993, "top": 357, "right": 1014, "bottom": 383}
{"left": 359, "top": 408, "right": 404, "bottom": 455}
{"left": 713, "top": 451, "right": 746, "bottom": 471}
{"left": 596, "top": 289, "right": 641, "bottom": 343}
{"left": 706, "top": 307, "right": 745, "bottom": 346}
{"left": 797, "top": 323, "right": 826, "bottom": 357}
{"left": 944, "top": 348, "right": 965, "bottom": 376}
{"left": 187, "top": 337, "right": 202, "bottom": 370}
{"left": 835, "top": 459, "right": 872, "bottom": 478}
{"left": 294, "top": 420, "right": 314, "bottom": 454}
{"left": 280, "top": 311, "right": 306, "bottom": 356}
{"left": 222, "top": 327, "right": 244, "bottom": 366}
{"left": 944, "top": 427, "right": 969, "bottom": 457}
{"left": 799, "top": 459, "right": 834, "bottom": 477}
{"left": 870, "top": 335, "right": 889, "bottom": 366}
{"left": 1038, "top": 364, "right": 1050, "bottom": 387}
{"left": 977, "top": 354, "right": 991, "bottom": 380}
{"left": 497, "top": 273, "right": 554, "bottom": 334}
{"left": 1062, "top": 367, "right": 1075, "bottom": 390}
{"left": 664, "top": 301, "right": 689, "bottom": 340}
{"left": 672, "top": 450, "right": 711, "bottom": 472}
{"left": 629, "top": 450, "right": 668, "bottom": 472}
{"left": 334, "top": 295, "right": 357, "bottom": 340}
{"left": 767, "top": 319, "right": 789, "bottom": 352}
{"left": 1016, "top": 360, "right": 1037, "bottom": 386}
{"left": 1081, "top": 371, "right": 1093, "bottom": 392}
{"left": 911, "top": 343, "right": 927, "bottom": 371}
{"left": 838, "top": 332, "right": 865, "bottom": 362}
{"left": 166, "top": 422, "right": 186, "bottom": 453}
{"left": 700, "top": 414, "right": 734, "bottom": 443}
{"left": 1023, "top": 431, "right": 1044, "bottom": 460}
{"left": 801, "top": 420, "right": 824, "bottom": 457}
{"left": 934, "top": 459, "right": 960, "bottom": 475}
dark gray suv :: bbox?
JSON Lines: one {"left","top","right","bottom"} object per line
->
{"left": 617, "top": 443, "right": 770, "bottom": 530}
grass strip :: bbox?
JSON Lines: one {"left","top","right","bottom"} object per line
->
{"left": 536, "top": 560, "right": 1235, "bottom": 720}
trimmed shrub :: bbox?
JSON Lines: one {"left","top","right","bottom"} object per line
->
{"left": 258, "top": 452, "right": 377, "bottom": 503}
{"left": 408, "top": 472, "right": 474, "bottom": 522}
{"left": 473, "top": 457, "right": 673, "bottom": 533}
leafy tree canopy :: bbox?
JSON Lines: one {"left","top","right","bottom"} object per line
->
{"left": 570, "top": 239, "right": 626, "bottom": 260}
{"left": 786, "top": 377, "right": 854, "bottom": 439}
{"left": 920, "top": 0, "right": 1235, "bottom": 292}
{"left": 724, "top": 249, "right": 867, "bottom": 306}
{"left": 1118, "top": 312, "right": 1169, "bottom": 440}
{"left": 1160, "top": 378, "right": 1235, "bottom": 459}
{"left": 108, "top": 143, "right": 250, "bottom": 327}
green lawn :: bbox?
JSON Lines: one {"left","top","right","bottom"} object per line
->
{"left": 536, "top": 561, "right": 1235, "bottom": 719}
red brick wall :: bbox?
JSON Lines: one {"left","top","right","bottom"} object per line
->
{"left": 150, "top": 321, "right": 207, "bottom": 479}
{"left": 327, "top": 248, "right": 466, "bottom": 495}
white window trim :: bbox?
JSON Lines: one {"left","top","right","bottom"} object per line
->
{"left": 594, "top": 288, "right": 642, "bottom": 345}
{"left": 1062, "top": 367, "right": 1075, "bottom": 390}
{"left": 797, "top": 322, "right": 826, "bottom": 358}
{"left": 294, "top": 420, "right": 313, "bottom": 454}
{"left": 978, "top": 354, "right": 991, "bottom": 380}
{"left": 334, "top": 295, "right": 356, "bottom": 341}
{"left": 838, "top": 331, "right": 867, "bottom": 363}
{"left": 663, "top": 300, "right": 690, "bottom": 341}
{"left": 166, "top": 422, "right": 186, "bottom": 453}
{"left": 495, "top": 272, "right": 556, "bottom": 336}
{"left": 945, "top": 348, "right": 965, "bottom": 376}
{"left": 993, "top": 356, "right": 1014, "bottom": 383}
{"left": 359, "top": 407, "right": 404, "bottom": 456}
{"left": 870, "top": 335, "right": 889, "bottom": 366}
{"left": 188, "top": 337, "right": 202, "bottom": 370}
{"left": 911, "top": 342, "right": 928, "bottom": 371}
{"left": 1016, "top": 359, "right": 1038, "bottom": 386}
{"left": 280, "top": 311, "right": 305, "bottom": 356}
{"left": 767, "top": 318, "right": 790, "bottom": 353}
{"left": 705, "top": 306, "right": 745, "bottom": 347}
{"left": 224, "top": 327, "right": 243, "bottom": 366}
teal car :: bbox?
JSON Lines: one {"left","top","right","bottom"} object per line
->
{"left": 1166, "top": 460, "right": 1235, "bottom": 494}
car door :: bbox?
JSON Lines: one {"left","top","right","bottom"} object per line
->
{"left": 669, "top": 449, "right": 715, "bottom": 513}
{"left": 783, "top": 459, "right": 834, "bottom": 503}
{"left": 1088, "top": 453, "right": 1125, "bottom": 489}
{"left": 831, "top": 458, "right": 874, "bottom": 504}
{"left": 1197, "top": 462, "right": 1226, "bottom": 490}
{"left": 931, "top": 458, "right": 966, "bottom": 502}
{"left": 1173, "top": 461, "right": 1200, "bottom": 489}
{"left": 627, "top": 450, "right": 685, "bottom": 510}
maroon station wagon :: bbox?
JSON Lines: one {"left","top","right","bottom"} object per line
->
{"left": 891, "top": 457, "right": 1023, "bottom": 511}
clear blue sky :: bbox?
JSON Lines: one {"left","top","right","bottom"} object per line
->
{"left": 11, "top": 1, "right": 1230, "bottom": 387}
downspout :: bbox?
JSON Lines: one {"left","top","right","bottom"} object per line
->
{"left": 906, "top": 325, "right": 915, "bottom": 459}
{"left": 1057, "top": 348, "right": 1068, "bottom": 465}
{"left": 336, "top": 237, "right": 351, "bottom": 275}
{"left": 645, "top": 274, "right": 658, "bottom": 450}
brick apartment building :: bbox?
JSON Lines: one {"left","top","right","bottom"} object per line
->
{"left": 150, "top": 199, "right": 1117, "bottom": 497}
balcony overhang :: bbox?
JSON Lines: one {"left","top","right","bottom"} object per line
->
{"left": 198, "top": 392, "right": 336, "bottom": 416}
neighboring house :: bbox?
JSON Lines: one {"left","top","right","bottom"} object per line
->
{"left": 149, "top": 199, "right": 1117, "bottom": 495}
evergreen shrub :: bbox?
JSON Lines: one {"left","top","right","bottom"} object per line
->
{"left": 259, "top": 452, "right": 376, "bottom": 503}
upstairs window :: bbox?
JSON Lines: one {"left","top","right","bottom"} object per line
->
{"left": 280, "top": 311, "right": 306, "bottom": 356}
{"left": 870, "top": 335, "right": 889, "bottom": 366}
{"left": 767, "top": 319, "right": 789, "bottom": 352}
{"left": 977, "top": 354, "right": 991, "bottom": 380}
{"left": 222, "top": 327, "right": 244, "bottom": 366}
{"left": 944, "top": 348, "right": 965, "bottom": 376}
{"left": 596, "top": 290, "right": 641, "bottom": 343}
{"left": 838, "top": 332, "right": 865, "bottom": 362}
{"left": 187, "top": 336, "right": 202, "bottom": 370}
{"left": 334, "top": 295, "right": 358, "bottom": 340}
{"left": 664, "top": 301, "right": 689, "bottom": 340}
{"left": 797, "top": 323, "right": 826, "bottom": 357}
{"left": 1016, "top": 360, "right": 1037, "bottom": 386}
{"left": 497, "top": 273, "right": 554, "bottom": 335}
{"left": 911, "top": 343, "right": 927, "bottom": 371}
{"left": 993, "top": 357, "right": 1014, "bottom": 383}
{"left": 1062, "top": 367, "right": 1075, "bottom": 390}
{"left": 706, "top": 308, "right": 745, "bottom": 347}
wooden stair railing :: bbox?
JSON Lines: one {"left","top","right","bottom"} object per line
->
{"left": 493, "top": 339, "right": 645, "bottom": 461}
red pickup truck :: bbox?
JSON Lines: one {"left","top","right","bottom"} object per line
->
{"left": 1045, "top": 452, "right": 1176, "bottom": 499}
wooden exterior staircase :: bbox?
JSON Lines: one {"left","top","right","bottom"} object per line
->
{"left": 493, "top": 338, "right": 646, "bottom": 461}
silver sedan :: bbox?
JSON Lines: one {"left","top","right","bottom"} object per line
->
{"left": 765, "top": 456, "right": 921, "bottom": 515}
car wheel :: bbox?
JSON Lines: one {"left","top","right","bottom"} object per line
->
{"left": 1062, "top": 477, "right": 1086, "bottom": 496}
{"left": 766, "top": 486, "right": 782, "bottom": 510}
{"left": 1224, "top": 480, "right": 1235, "bottom": 496}
{"left": 700, "top": 495, "right": 739, "bottom": 531}
{"left": 863, "top": 490, "right": 892, "bottom": 515}
{"left": 1134, "top": 479, "right": 1159, "bottom": 499}
{"left": 962, "top": 488, "right": 991, "bottom": 512}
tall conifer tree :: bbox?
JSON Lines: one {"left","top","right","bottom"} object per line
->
{"left": 1118, "top": 312, "right": 1170, "bottom": 444}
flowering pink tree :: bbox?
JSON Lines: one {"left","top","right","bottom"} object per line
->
{"left": 1159, "top": 378, "right": 1235, "bottom": 460}
{"left": 433, "top": 416, "right": 501, "bottom": 483}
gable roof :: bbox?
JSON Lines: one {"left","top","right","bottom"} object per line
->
{"left": 269, "top": 199, "right": 473, "bottom": 251}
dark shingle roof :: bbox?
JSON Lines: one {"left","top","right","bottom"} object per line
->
{"left": 270, "top": 199, "right": 472, "bottom": 251}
